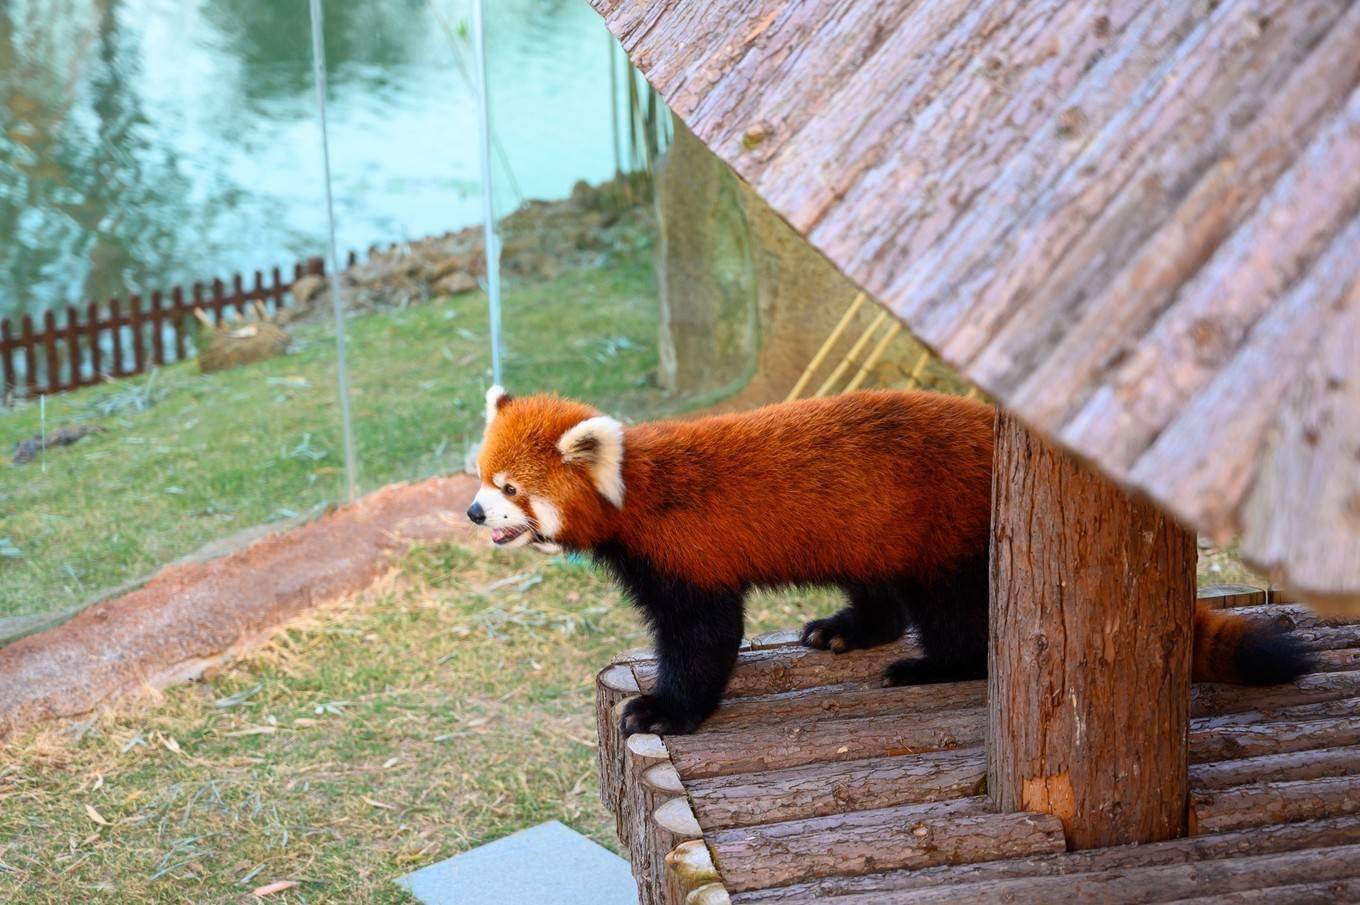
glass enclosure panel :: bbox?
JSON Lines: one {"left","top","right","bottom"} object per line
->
{"left": 484, "top": 2, "right": 730, "bottom": 424}
{"left": 0, "top": 0, "right": 356, "bottom": 633}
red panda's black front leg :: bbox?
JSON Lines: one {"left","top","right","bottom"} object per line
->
{"left": 596, "top": 546, "right": 744, "bottom": 736}
{"left": 621, "top": 583, "right": 744, "bottom": 735}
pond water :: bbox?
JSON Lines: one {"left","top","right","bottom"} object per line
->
{"left": 0, "top": 0, "right": 619, "bottom": 321}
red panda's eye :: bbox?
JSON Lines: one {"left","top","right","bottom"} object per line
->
{"left": 503, "top": 484, "right": 517, "bottom": 496}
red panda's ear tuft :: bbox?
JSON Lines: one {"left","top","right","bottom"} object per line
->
{"left": 485, "top": 385, "right": 512, "bottom": 423}
{"left": 557, "top": 415, "right": 625, "bottom": 507}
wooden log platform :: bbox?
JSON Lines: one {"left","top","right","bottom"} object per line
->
{"left": 596, "top": 588, "right": 1360, "bottom": 904}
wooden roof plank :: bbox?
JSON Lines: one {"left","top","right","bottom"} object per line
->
{"left": 803, "top": 1, "right": 1180, "bottom": 300}
{"left": 1240, "top": 277, "right": 1360, "bottom": 601}
{"left": 1002, "top": 6, "right": 1360, "bottom": 431}
{"left": 1130, "top": 214, "right": 1360, "bottom": 549}
{"left": 1060, "top": 86, "right": 1360, "bottom": 471}
{"left": 591, "top": 0, "right": 1360, "bottom": 597}
{"left": 915, "top": 0, "right": 1343, "bottom": 368}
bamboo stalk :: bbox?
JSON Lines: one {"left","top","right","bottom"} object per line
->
{"left": 785, "top": 293, "right": 866, "bottom": 401}
{"left": 845, "top": 322, "right": 903, "bottom": 392}
{"left": 903, "top": 348, "right": 932, "bottom": 389}
{"left": 814, "top": 310, "right": 888, "bottom": 397}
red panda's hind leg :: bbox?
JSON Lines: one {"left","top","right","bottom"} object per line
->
{"left": 802, "top": 582, "right": 909, "bottom": 653}
{"left": 883, "top": 556, "right": 989, "bottom": 687}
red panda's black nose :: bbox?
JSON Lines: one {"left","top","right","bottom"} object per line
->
{"left": 467, "top": 502, "right": 486, "bottom": 525}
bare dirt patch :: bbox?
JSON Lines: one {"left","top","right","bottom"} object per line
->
{"left": 0, "top": 475, "right": 479, "bottom": 740}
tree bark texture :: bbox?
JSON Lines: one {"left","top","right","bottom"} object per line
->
{"left": 989, "top": 410, "right": 1197, "bottom": 848}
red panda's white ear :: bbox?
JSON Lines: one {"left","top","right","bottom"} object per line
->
{"left": 558, "top": 416, "right": 625, "bottom": 508}
{"left": 485, "top": 385, "right": 511, "bottom": 424}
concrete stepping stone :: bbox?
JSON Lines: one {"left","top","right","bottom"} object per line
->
{"left": 396, "top": 820, "right": 636, "bottom": 905}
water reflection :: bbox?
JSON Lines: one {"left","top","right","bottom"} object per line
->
{"left": 0, "top": 0, "right": 616, "bottom": 320}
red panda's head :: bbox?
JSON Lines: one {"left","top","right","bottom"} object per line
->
{"left": 467, "top": 386, "right": 625, "bottom": 551}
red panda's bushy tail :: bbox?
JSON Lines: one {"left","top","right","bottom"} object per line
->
{"left": 1193, "top": 601, "right": 1314, "bottom": 685}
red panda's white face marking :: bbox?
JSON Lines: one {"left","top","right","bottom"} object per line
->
{"left": 472, "top": 387, "right": 625, "bottom": 552}
{"left": 471, "top": 472, "right": 539, "bottom": 548}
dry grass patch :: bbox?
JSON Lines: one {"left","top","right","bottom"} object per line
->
{"left": 0, "top": 540, "right": 839, "bottom": 904}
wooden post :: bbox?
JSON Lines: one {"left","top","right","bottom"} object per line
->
{"left": 108, "top": 299, "right": 124, "bottom": 376}
{"left": 64, "top": 307, "right": 82, "bottom": 388}
{"left": 86, "top": 302, "right": 102, "bottom": 379}
{"left": 171, "top": 287, "right": 187, "bottom": 362}
{"left": 41, "top": 310, "right": 59, "bottom": 393}
{"left": 149, "top": 291, "right": 166, "bottom": 366}
{"left": 988, "top": 410, "right": 1196, "bottom": 849}
{"left": 20, "top": 314, "right": 37, "bottom": 394}
{"left": 1, "top": 318, "right": 15, "bottom": 395}
{"left": 129, "top": 295, "right": 146, "bottom": 374}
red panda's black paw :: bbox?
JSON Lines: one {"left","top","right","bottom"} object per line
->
{"left": 801, "top": 609, "right": 900, "bottom": 654}
{"left": 620, "top": 695, "right": 702, "bottom": 736}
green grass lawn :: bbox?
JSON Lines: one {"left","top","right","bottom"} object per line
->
{"left": 0, "top": 537, "right": 844, "bottom": 904}
{"left": 0, "top": 248, "right": 661, "bottom": 620}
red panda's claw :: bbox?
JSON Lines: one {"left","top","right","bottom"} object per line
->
{"left": 620, "top": 694, "right": 701, "bottom": 737}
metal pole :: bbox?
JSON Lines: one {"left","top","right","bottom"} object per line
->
{"left": 307, "top": 0, "right": 358, "bottom": 502}
{"left": 473, "top": 0, "right": 503, "bottom": 386}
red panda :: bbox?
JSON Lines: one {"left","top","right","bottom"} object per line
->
{"left": 469, "top": 386, "right": 1312, "bottom": 735}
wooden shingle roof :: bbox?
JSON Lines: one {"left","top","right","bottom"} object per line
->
{"left": 591, "top": 0, "right": 1360, "bottom": 603}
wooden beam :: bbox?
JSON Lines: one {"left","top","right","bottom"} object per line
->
{"left": 1191, "top": 776, "right": 1360, "bottom": 835}
{"left": 813, "top": 844, "right": 1360, "bottom": 905}
{"left": 667, "top": 706, "right": 984, "bottom": 780}
{"left": 728, "top": 816, "right": 1360, "bottom": 902}
{"left": 708, "top": 797, "right": 1067, "bottom": 892}
{"left": 686, "top": 747, "right": 986, "bottom": 830}
{"left": 988, "top": 411, "right": 1196, "bottom": 848}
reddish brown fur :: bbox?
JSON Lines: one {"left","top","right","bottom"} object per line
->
{"left": 478, "top": 389, "right": 1304, "bottom": 687}
{"left": 480, "top": 390, "right": 995, "bottom": 590}
{"left": 1193, "top": 602, "right": 1249, "bottom": 683}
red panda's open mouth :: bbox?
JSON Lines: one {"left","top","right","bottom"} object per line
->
{"left": 491, "top": 526, "right": 528, "bottom": 545}
{"left": 490, "top": 526, "right": 549, "bottom": 546}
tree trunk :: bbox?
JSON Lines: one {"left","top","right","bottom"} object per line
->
{"left": 988, "top": 410, "right": 1197, "bottom": 848}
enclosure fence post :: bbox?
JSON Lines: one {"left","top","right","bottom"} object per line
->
{"left": 307, "top": 0, "right": 359, "bottom": 503}
{"left": 473, "top": 0, "right": 503, "bottom": 386}
{"left": 988, "top": 409, "right": 1195, "bottom": 849}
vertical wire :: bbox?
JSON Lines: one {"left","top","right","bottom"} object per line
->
{"left": 473, "top": 0, "right": 503, "bottom": 386}
{"left": 608, "top": 34, "right": 621, "bottom": 180}
{"left": 308, "top": 0, "right": 358, "bottom": 502}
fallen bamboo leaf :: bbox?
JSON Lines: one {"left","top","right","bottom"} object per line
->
{"left": 84, "top": 803, "right": 108, "bottom": 826}
{"left": 381, "top": 757, "right": 400, "bottom": 769}
{"left": 223, "top": 726, "right": 279, "bottom": 737}
{"left": 214, "top": 684, "right": 263, "bottom": 708}
{"left": 252, "top": 880, "right": 299, "bottom": 897}
{"left": 363, "top": 797, "right": 396, "bottom": 810}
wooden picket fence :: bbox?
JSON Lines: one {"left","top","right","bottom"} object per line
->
{"left": 0, "top": 257, "right": 329, "bottom": 399}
